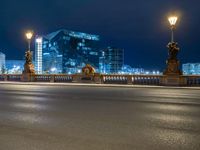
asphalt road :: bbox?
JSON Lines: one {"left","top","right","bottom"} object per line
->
{"left": 0, "top": 83, "right": 199, "bottom": 150}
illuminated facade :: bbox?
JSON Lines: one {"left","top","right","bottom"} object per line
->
{"left": 6, "top": 60, "right": 24, "bottom": 74}
{"left": 0, "top": 52, "right": 6, "bottom": 73}
{"left": 99, "top": 47, "right": 124, "bottom": 74}
{"left": 35, "top": 29, "right": 100, "bottom": 74}
{"left": 35, "top": 38, "right": 43, "bottom": 74}
{"left": 182, "top": 63, "right": 200, "bottom": 75}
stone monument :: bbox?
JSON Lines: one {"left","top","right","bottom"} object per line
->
{"left": 161, "top": 42, "right": 186, "bottom": 86}
{"left": 164, "top": 42, "right": 182, "bottom": 75}
{"left": 22, "top": 50, "right": 35, "bottom": 81}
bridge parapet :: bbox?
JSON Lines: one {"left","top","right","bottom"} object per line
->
{"left": 183, "top": 75, "right": 200, "bottom": 86}
{"left": 101, "top": 75, "right": 162, "bottom": 85}
{"left": 0, "top": 74, "right": 200, "bottom": 86}
{"left": 0, "top": 74, "right": 21, "bottom": 82}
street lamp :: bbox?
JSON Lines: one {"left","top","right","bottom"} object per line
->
{"left": 163, "top": 15, "right": 182, "bottom": 77}
{"left": 26, "top": 31, "right": 33, "bottom": 50}
{"left": 168, "top": 16, "right": 178, "bottom": 42}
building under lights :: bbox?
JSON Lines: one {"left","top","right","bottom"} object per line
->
{"left": 182, "top": 63, "right": 200, "bottom": 75}
{"left": 6, "top": 60, "right": 24, "bottom": 74}
{"left": 121, "top": 65, "right": 145, "bottom": 74}
{"left": 99, "top": 47, "right": 124, "bottom": 74}
{"left": 35, "top": 29, "right": 100, "bottom": 74}
{"left": 0, "top": 52, "right": 6, "bottom": 73}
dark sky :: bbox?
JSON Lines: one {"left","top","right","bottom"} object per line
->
{"left": 0, "top": 0, "right": 199, "bottom": 70}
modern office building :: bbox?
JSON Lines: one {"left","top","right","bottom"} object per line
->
{"left": 99, "top": 47, "right": 124, "bottom": 74}
{"left": 6, "top": 60, "right": 24, "bottom": 74}
{"left": 182, "top": 63, "right": 200, "bottom": 75}
{"left": 121, "top": 65, "right": 145, "bottom": 74}
{"left": 0, "top": 52, "right": 6, "bottom": 73}
{"left": 35, "top": 29, "right": 100, "bottom": 74}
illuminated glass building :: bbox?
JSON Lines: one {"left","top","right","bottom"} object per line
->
{"left": 99, "top": 47, "right": 124, "bottom": 74}
{"left": 0, "top": 52, "right": 6, "bottom": 73}
{"left": 6, "top": 60, "right": 24, "bottom": 74}
{"left": 35, "top": 29, "right": 100, "bottom": 74}
{"left": 182, "top": 63, "right": 200, "bottom": 75}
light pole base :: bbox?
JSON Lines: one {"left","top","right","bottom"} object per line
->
{"left": 21, "top": 73, "right": 35, "bottom": 82}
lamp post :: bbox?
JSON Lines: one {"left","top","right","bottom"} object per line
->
{"left": 168, "top": 16, "right": 178, "bottom": 43}
{"left": 163, "top": 15, "right": 182, "bottom": 78}
{"left": 26, "top": 31, "right": 33, "bottom": 50}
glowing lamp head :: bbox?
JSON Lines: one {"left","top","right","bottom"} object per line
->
{"left": 26, "top": 32, "right": 33, "bottom": 40}
{"left": 168, "top": 16, "right": 178, "bottom": 26}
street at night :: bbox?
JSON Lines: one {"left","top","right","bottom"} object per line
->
{"left": 0, "top": 83, "right": 199, "bottom": 150}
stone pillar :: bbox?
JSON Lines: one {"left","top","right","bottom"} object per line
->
{"left": 21, "top": 73, "right": 35, "bottom": 82}
{"left": 50, "top": 75, "right": 55, "bottom": 83}
{"left": 4, "top": 75, "right": 8, "bottom": 81}
{"left": 160, "top": 75, "right": 186, "bottom": 86}
{"left": 94, "top": 74, "right": 101, "bottom": 84}
{"left": 72, "top": 74, "right": 81, "bottom": 83}
{"left": 127, "top": 75, "right": 133, "bottom": 85}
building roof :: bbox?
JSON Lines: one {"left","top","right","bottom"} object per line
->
{"left": 0, "top": 52, "right": 5, "bottom": 55}
{"left": 44, "top": 29, "right": 100, "bottom": 41}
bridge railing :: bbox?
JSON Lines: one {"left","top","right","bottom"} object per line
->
{"left": 0, "top": 74, "right": 200, "bottom": 86}
{"left": 101, "top": 75, "right": 162, "bottom": 85}
{"left": 33, "top": 74, "right": 74, "bottom": 82}
{"left": 183, "top": 75, "right": 200, "bottom": 86}
{"left": 0, "top": 74, "right": 22, "bottom": 82}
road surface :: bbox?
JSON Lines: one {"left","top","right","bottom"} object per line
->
{"left": 0, "top": 83, "right": 199, "bottom": 150}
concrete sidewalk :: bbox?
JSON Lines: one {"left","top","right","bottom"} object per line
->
{"left": 0, "top": 81, "right": 200, "bottom": 90}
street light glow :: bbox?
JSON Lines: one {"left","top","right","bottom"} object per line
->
{"left": 168, "top": 16, "right": 178, "bottom": 26}
{"left": 26, "top": 31, "right": 33, "bottom": 40}
{"left": 168, "top": 16, "right": 178, "bottom": 42}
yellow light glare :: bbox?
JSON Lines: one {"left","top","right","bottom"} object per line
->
{"left": 168, "top": 16, "right": 178, "bottom": 26}
{"left": 26, "top": 32, "right": 33, "bottom": 40}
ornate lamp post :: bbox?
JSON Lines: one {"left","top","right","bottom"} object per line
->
{"left": 26, "top": 31, "right": 33, "bottom": 50}
{"left": 162, "top": 15, "right": 185, "bottom": 86}
{"left": 168, "top": 16, "right": 178, "bottom": 42}
{"left": 163, "top": 16, "right": 182, "bottom": 76}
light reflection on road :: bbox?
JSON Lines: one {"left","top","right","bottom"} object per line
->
{"left": 0, "top": 84, "right": 199, "bottom": 150}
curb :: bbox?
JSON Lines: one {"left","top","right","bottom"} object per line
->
{"left": 0, "top": 81, "right": 200, "bottom": 90}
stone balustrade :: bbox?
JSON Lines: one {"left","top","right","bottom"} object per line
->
{"left": 0, "top": 74, "right": 21, "bottom": 82}
{"left": 0, "top": 74, "right": 200, "bottom": 86}
{"left": 183, "top": 75, "right": 200, "bottom": 86}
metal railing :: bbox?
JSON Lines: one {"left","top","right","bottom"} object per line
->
{"left": 0, "top": 74, "right": 200, "bottom": 86}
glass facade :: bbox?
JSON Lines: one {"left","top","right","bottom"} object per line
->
{"left": 0, "top": 52, "right": 6, "bottom": 73}
{"left": 35, "top": 38, "right": 43, "bottom": 74}
{"left": 99, "top": 47, "right": 124, "bottom": 74}
{"left": 6, "top": 60, "right": 24, "bottom": 74}
{"left": 35, "top": 29, "right": 100, "bottom": 74}
{"left": 182, "top": 63, "right": 200, "bottom": 75}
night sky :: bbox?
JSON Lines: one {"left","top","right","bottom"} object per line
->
{"left": 0, "top": 0, "right": 199, "bottom": 70}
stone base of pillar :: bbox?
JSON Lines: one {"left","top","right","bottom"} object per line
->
{"left": 160, "top": 75, "right": 186, "bottom": 86}
{"left": 21, "top": 73, "right": 35, "bottom": 82}
{"left": 73, "top": 74, "right": 101, "bottom": 84}
{"left": 127, "top": 76, "right": 133, "bottom": 85}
